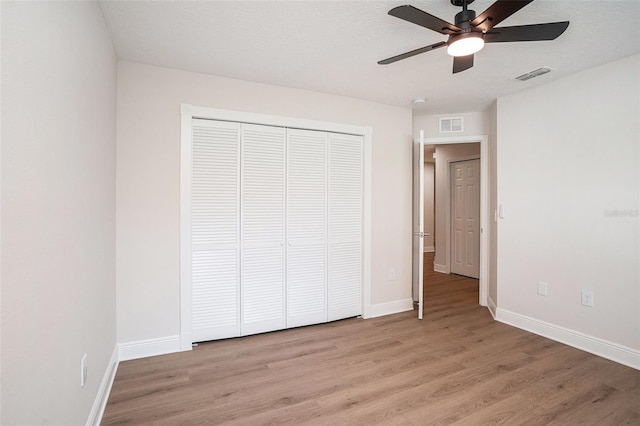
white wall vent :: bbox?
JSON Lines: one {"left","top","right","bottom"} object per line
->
{"left": 515, "top": 66, "right": 552, "bottom": 81}
{"left": 439, "top": 116, "right": 463, "bottom": 133}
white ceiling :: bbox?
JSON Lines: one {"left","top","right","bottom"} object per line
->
{"left": 99, "top": 0, "right": 640, "bottom": 115}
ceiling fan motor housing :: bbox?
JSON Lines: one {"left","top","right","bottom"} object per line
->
{"left": 451, "top": 0, "right": 474, "bottom": 6}
{"left": 454, "top": 9, "right": 476, "bottom": 28}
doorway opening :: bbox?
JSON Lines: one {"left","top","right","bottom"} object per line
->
{"left": 414, "top": 135, "right": 488, "bottom": 318}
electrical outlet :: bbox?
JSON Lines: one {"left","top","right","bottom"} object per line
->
{"left": 81, "top": 354, "right": 88, "bottom": 387}
{"left": 537, "top": 281, "right": 548, "bottom": 296}
{"left": 388, "top": 268, "right": 396, "bottom": 281}
{"left": 581, "top": 290, "right": 594, "bottom": 307}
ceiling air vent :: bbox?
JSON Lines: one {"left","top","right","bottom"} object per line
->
{"left": 440, "top": 116, "right": 463, "bottom": 133}
{"left": 515, "top": 67, "right": 552, "bottom": 81}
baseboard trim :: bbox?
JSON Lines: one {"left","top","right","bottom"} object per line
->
{"left": 487, "top": 296, "right": 497, "bottom": 319}
{"left": 424, "top": 246, "right": 435, "bottom": 253}
{"left": 434, "top": 263, "right": 447, "bottom": 273}
{"left": 118, "top": 335, "right": 182, "bottom": 361}
{"left": 370, "top": 298, "right": 414, "bottom": 318}
{"left": 86, "top": 346, "right": 119, "bottom": 426}
{"left": 496, "top": 308, "right": 640, "bottom": 370}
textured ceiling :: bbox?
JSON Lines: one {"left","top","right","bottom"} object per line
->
{"left": 99, "top": 0, "right": 640, "bottom": 114}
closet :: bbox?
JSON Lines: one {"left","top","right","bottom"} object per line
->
{"left": 188, "top": 118, "right": 362, "bottom": 342}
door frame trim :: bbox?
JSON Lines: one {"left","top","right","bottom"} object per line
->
{"left": 180, "top": 104, "right": 373, "bottom": 351}
{"left": 418, "top": 135, "right": 489, "bottom": 307}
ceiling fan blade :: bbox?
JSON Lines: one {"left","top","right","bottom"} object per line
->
{"left": 453, "top": 54, "right": 474, "bottom": 74}
{"left": 484, "top": 21, "right": 569, "bottom": 43}
{"left": 471, "top": 0, "right": 534, "bottom": 32}
{"left": 378, "top": 41, "right": 447, "bottom": 65}
{"left": 389, "top": 5, "right": 461, "bottom": 35}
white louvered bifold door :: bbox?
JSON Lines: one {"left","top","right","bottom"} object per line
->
{"left": 240, "top": 124, "right": 286, "bottom": 336}
{"left": 191, "top": 119, "right": 241, "bottom": 341}
{"left": 286, "top": 129, "right": 328, "bottom": 328}
{"left": 328, "top": 133, "right": 363, "bottom": 321}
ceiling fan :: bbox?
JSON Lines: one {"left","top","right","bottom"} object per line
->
{"left": 378, "top": 0, "right": 569, "bottom": 73}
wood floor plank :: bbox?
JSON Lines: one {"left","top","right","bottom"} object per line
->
{"left": 102, "top": 252, "right": 640, "bottom": 425}
{"left": 447, "top": 393, "right": 535, "bottom": 425}
{"left": 594, "top": 408, "right": 640, "bottom": 426}
{"left": 401, "top": 367, "right": 544, "bottom": 425}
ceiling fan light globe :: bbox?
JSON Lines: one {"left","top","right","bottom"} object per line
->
{"left": 447, "top": 35, "right": 484, "bottom": 57}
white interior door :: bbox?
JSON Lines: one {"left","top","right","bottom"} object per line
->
{"left": 451, "top": 159, "right": 480, "bottom": 279}
{"left": 286, "top": 129, "right": 328, "bottom": 328}
{"left": 190, "top": 119, "right": 241, "bottom": 342}
{"left": 327, "top": 132, "right": 363, "bottom": 321}
{"left": 412, "top": 132, "right": 425, "bottom": 320}
{"left": 240, "top": 123, "right": 286, "bottom": 336}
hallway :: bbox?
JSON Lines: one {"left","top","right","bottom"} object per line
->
{"left": 423, "top": 251, "right": 479, "bottom": 312}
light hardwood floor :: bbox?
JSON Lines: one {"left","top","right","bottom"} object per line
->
{"left": 102, "top": 252, "right": 640, "bottom": 425}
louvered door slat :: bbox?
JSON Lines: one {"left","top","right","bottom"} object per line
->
{"left": 192, "top": 250, "right": 238, "bottom": 341}
{"left": 328, "top": 133, "right": 363, "bottom": 321}
{"left": 287, "top": 245, "right": 326, "bottom": 325}
{"left": 191, "top": 119, "right": 240, "bottom": 341}
{"left": 328, "top": 242, "right": 361, "bottom": 310}
{"left": 241, "top": 124, "right": 286, "bottom": 336}
{"left": 286, "top": 129, "right": 328, "bottom": 327}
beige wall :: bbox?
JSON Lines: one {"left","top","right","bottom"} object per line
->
{"left": 1, "top": 2, "right": 117, "bottom": 424}
{"left": 423, "top": 162, "right": 435, "bottom": 250}
{"left": 433, "top": 143, "right": 481, "bottom": 269}
{"left": 496, "top": 54, "right": 639, "bottom": 351}
{"left": 116, "top": 61, "right": 413, "bottom": 344}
